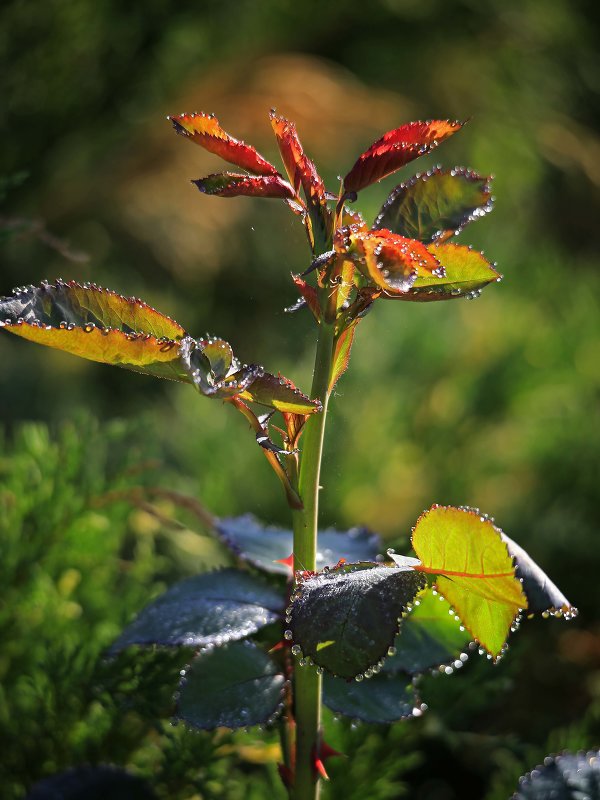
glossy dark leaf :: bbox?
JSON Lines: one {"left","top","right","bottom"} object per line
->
{"left": 343, "top": 120, "right": 463, "bottom": 194}
{"left": 374, "top": 167, "right": 493, "bottom": 242}
{"left": 215, "top": 514, "right": 382, "bottom": 576}
{"left": 502, "top": 533, "right": 577, "bottom": 617}
{"left": 388, "top": 243, "right": 501, "bottom": 301}
{"left": 177, "top": 640, "right": 285, "bottom": 730}
{"left": 383, "top": 588, "right": 472, "bottom": 675}
{"left": 193, "top": 172, "right": 294, "bottom": 199}
{"left": 411, "top": 505, "right": 528, "bottom": 657}
{"left": 0, "top": 281, "right": 188, "bottom": 381}
{"left": 169, "top": 112, "right": 279, "bottom": 176}
{"left": 109, "top": 569, "right": 284, "bottom": 653}
{"left": 323, "top": 672, "right": 419, "bottom": 724}
{"left": 513, "top": 751, "right": 600, "bottom": 800}
{"left": 289, "top": 564, "right": 426, "bottom": 678}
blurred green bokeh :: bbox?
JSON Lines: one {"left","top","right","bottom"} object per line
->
{"left": 1, "top": 1, "right": 599, "bottom": 798}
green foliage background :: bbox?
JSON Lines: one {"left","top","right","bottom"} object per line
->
{"left": 1, "top": 1, "right": 599, "bottom": 797}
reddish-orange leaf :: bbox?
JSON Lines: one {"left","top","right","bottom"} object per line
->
{"left": 169, "top": 112, "right": 279, "bottom": 176}
{"left": 343, "top": 120, "right": 464, "bottom": 194}
{"left": 269, "top": 111, "right": 326, "bottom": 205}
{"left": 193, "top": 172, "right": 294, "bottom": 199}
{"left": 291, "top": 274, "right": 321, "bottom": 321}
{"left": 348, "top": 229, "right": 444, "bottom": 295}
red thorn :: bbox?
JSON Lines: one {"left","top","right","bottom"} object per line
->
{"left": 275, "top": 553, "right": 295, "bottom": 575}
{"left": 313, "top": 757, "right": 329, "bottom": 780}
{"left": 320, "top": 740, "right": 343, "bottom": 761}
{"left": 277, "top": 763, "right": 294, "bottom": 788}
{"left": 268, "top": 640, "right": 287, "bottom": 653}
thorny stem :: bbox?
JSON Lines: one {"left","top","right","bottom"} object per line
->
{"left": 291, "top": 318, "right": 335, "bottom": 800}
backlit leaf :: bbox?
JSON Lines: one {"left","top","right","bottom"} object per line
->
{"left": 411, "top": 505, "right": 528, "bottom": 657}
{"left": 388, "top": 242, "right": 501, "bottom": 301}
{"left": 289, "top": 564, "right": 425, "bottom": 678}
{"left": 270, "top": 111, "right": 331, "bottom": 247}
{"left": 512, "top": 751, "right": 600, "bottom": 800}
{"left": 180, "top": 336, "right": 264, "bottom": 400}
{"left": 383, "top": 588, "right": 472, "bottom": 675}
{"left": 169, "top": 112, "right": 278, "bottom": 176}
{"left": 240, "top": 373, "right": 322, "bottom": 415}
{"left": 343, "top": 120, "right": 463, "bottom": 194}
{"left": 330, "top": 320, "right": 359, "bottom": 392}
{"left": 374, "top": 167, "right": 493, "bottom": 242}
{"left": 323, "top": 672, "right": 418, "bottom": 724}
{"left": 348, "top": 229, "right": 442, "bottom": 295}
{"left": 215, "top": 514, "right": 382, "bottom": 576}
{"left": 0, "top": 281, "right": 188, "bottom": 381}
{"left": 177, "top": 640, "right": 285, "bottom": 730}
{"left": 109, "top": 569, "right": 284, "bottom": 652}
{"left": 193, "top": 172, "right": 294, "bottom": 199}
{"left": 502, "top": 533, "right": 577, "bottom": 617}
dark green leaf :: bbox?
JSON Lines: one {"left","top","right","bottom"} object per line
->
{"left": 177, "top": 640, "right": 285, "bottom": 730}
{"left": 289, "top": 564, "right": 425, "bottom": 678}
{"left": 27, "top": 767, "right": 157, "bottom": 800}
{"left": 215, "top": 514, "right": 382, "bottom": 576}
{"left": 383, "top": 588, "right": 472, "bottom": 675}
{"left": 323, "top": 672, "right": 419, "bottom": 724}
{"left": 513, "top": 751, "right": 600, "bottom": 800}
{"left": 109, "top": 569, "right": 284, "bottom": 653}
{"left": 502, "top": 533, "right": 577, "bottom": 617}
{"left": 374, "top": 167, "right": 493, "bottom": 242}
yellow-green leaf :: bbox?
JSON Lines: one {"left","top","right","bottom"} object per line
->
{"left": 411, "top": 505, "right": 527, "bottom": 657}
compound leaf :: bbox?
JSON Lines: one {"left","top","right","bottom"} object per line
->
{"left": 374, "top": 167, "right": 493, "bottom": 242}
{"left": 411, "top": 505, "right": 527, "bottom": 657}
{"left": 109, "top": 569, "right": 284, "bottom": 653}
{"left": 169, "top": 112, "right": 279, "bottom": 176}
{"left": 193, "top": 172, "right": 294, "bottom": 199}
{"left": 323, "top": 671, "right": 419, "bottom": 724}
{"left": 343, "top": 120, "right": 463, "bottom": 195}
{"left": 215, "top": 514, "right": 382, "bottom": 576}
{"left": 177, "top": 640, "right": 285, "bottom": 730}
{"left": 389, "top": 242, "right": 501, "bottom": 301}
{"left": 513, "top": 751, "right": 600, "bottom": 800}
{"left": 0, "top": 281, "right": 188, "bottom": 381}
{"left": 289, "top": 564, "right": 425, "bottom": 678}
{"left": 383, "top": 588, "right": 472, "bottom": 675}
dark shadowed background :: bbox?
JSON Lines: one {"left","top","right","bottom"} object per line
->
{"left": 1, "top": 1, "right": 599, "bottom": 798}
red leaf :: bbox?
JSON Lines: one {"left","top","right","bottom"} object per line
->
{"left": 270, "top": 112, "right": 326, "bottom": 205}
{"left": 291, "top": 274, "right": 321, "bottom": 320}
{"left": 193, "top": 172, "right": 294, "bottom": 199}
{"left": 343, "top": 120, "right": 464, "bottom": 194}
{"left": 169, "top": 112, "right": 279, "bottom": 176}
{"left": 348, "top": 229, "right": 443, "bottom": 295}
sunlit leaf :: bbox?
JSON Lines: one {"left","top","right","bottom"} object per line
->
{"left": 193, "top": 172, "right": 294, "bottom": 199}
{"left": 180, "top": 336, "right": 264, "bottom": 399}
{"left": 383, "top": 588, "right": 472, "bottom": 675}
{"left": 0, "top": 281, "right": 188, "bottom": 381}
{"left": 169, "top": 112, "right": 279, "bottom": 176}
{"left": 374, "top": 167, "right": 493, "bottom": 242}
{"left": 330, "top": 320, "right": 359, "bottom": 392}
{"left": 513, "top": 751, "right": 600, "bottom": 800}
{"left": 411, "top": 505, "right": 528, "bottom": 657}
{"left": 289, "top": 564, "right": 425, "bottom": 678}
{"left": 240, "top": 373, "right": 322, "bottom": 415}
{"left": 323, "top": 672, "right": 418, "bottom": 724}
{"left": 177, "top": 640, "right": 285, "bottom": 730}
{"left": 387, "top": 243, "right": 501, "bottom": 301}
{"left": 109, "top": 569, "right": 284, "bottom": 652}
{"left": 347, "top": 229, "right": 442, "bottom": 295}
{"left": 501, "top": 533, "right": 577, "bottom": 617}
{"left": 215, "top": 514, "right": 383, "bottom": 576}
{"left": 343, "top": 120, "right": 464, "bottom": 194}
{"left": 270, "top": 111, "right": 331, "bottom": 246}
{"left": 290, "top": 274, "right": 321, "bottom": 321}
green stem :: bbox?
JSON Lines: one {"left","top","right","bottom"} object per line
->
{"left": 291, "top": 319, "right": 335, "bottom": 800}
